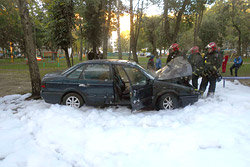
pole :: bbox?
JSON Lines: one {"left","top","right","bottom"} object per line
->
{"left": 43, "top": 52, "right": 45, "bottom": 67}
{"left": 10, "top": 42, "right": 13, "bottom": 63}
{"left": 57, "top": 52, "right": 60, "bottom": 67}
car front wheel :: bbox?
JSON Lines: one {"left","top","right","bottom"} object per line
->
{"left": 62, "top": 93, "right": 84, "bottom": 108}
{"left": 158, "top": 93, "right": 179, "bottom": 110}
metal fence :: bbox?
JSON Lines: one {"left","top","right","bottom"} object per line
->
{"left": 222, "top": 77, "right": 250, "bottom": 87}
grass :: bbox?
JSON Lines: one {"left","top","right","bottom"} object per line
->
{"left": 0, "top": 55, "right": 249, "bottom": 77}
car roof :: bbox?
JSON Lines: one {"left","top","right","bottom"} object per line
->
{"left": 79, "top": 59, "right": 137, "bottom": 66}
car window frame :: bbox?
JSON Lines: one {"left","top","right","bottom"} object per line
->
{"left": 121, "top": 64, "right": 149, "bottom": 87}
{"left": 66, "top": 65, "right": 86, "bottom": 79}
{"left": 79, "top": 62, "right": 112, "bottom": 81}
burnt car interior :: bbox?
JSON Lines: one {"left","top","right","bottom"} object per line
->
{"left": 113, "top": 65, "right": 130, "bottom": 103}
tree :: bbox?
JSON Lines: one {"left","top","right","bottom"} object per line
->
{"left": 221, "top": 0, "right": 250, "bottom": 56}
{"left": 103, "top": 0, "right": 115, "bottom": 59}
{"left": 118, "top": 30, "right": 130, "bottom": 53}
{"left": 163, "top": 0, "right": 190, "bottom": 46}
{"left": 0, "top": 0, "right": 24, "bottom": 55}
{"left": 199, "top": 19, "right": 222, "bottom": 49}
{"left": 191, "top": 0, "right": 215, "bottom": 45}
{"left": 48, "top": 0, "right": 75, "bottom": 68}
{"left": 17, "top": 0, "right": 41, "bottom": 97}
{"left": 116, "top": 0, "right": 122, "bottom": 59}
{"left": 129, "top": 0, "right": 144, "bottom": 63}
{"left": 142, "top": 16, "right": 161, "bottom": 56}
{"left": 83, "top": 0, "right": 104, "bottom": 58}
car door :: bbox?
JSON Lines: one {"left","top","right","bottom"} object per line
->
{"left": 78, "top": 63, "right": 114, "bottom": 106}
{"left": 123, "top": 65, "right": 153, "bottom": 111}
{"left": 62, "top": 65, "right": 85, "bottom": 91}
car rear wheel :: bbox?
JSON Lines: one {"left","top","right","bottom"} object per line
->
{"left": 158, "top": 93, "right": 179, "bottom": 110}
{"left": 62, "top": 93, "right": 84, "bottom": 108}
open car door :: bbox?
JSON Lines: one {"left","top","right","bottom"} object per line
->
{"left": 123, "top": 66, "right": 154, "bottom": 111}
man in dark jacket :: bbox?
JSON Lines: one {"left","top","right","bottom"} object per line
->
{"left": 166, "top": 43, "right": 182, "bottom": 64}
{"left": 199, "top": 42, "right": 223, "bottom": 97}
{"left": 87, "top": 50, "right": 94, "bottom": 60}
{"left": 230, "top": 54, "right": 242, "bottom": 77}
{"left": 188, "top": 46, "right": 204, "bottom": 89}
{"left": 147, "top": 55, "right": 155, "bottom": 72}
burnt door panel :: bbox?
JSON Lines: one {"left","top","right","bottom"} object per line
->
{"left": 123, "top": 66, "right": 153, "bottom": 111}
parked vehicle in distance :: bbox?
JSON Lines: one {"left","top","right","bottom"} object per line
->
{"left": 0, "top": 53, "right": 4, "bottom": 59}
{"left": 41, "top": 58, "right": 199, "bottom": 110}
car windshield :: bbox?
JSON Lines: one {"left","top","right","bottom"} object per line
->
{"left": 156, "top": 56, "right": 192, "bottom": 80}
{"left": 135, "top": 63, "right": 155, "bottom": 80}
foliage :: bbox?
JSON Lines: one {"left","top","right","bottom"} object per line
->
{"left": 119, "top": 30, "right": 130, "bottom": 52}
{"left": 48, "top": 0, "right": 75, "bottom": 50}
{"left": 82, "top": 0, "right": 104, "bottom": 51}
{"left": 0, "top": 0, "right": 23, "bottom": 50}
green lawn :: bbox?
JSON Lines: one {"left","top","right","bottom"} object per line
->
{"left": 0, "top": 56, "right": 249, "bottom": 78}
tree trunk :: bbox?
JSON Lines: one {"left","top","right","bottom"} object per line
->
{"left": 172, "top": 0, "right": 189, "bottom": 43}
{"left": 235, "top": 27, "right": 241, "bottom": 57}
{"left": 64, "top": 48, "right": 71, "bottom": 68}
{"left": 71, "top": 47, "right": 74, "bottom": 66}
{"left": 194, "top": 13, "right": 198, "bottom": 45}
{"left": 117, "top": 0, "right": 122, "bottom": 59}
{"left": 194, "top": 3, "right": 204, "bottom": 46}
{"left": 79, "top": 28, "right": 83, "bottom": 61}
{"left": 18, "top": 0, "right": 41, "bottom": 97}
{"left": 164, "top": 0, "right": 171, "bottom": 46}
{"left": 103, "top": 0, "right": 112, "bottom": 59}
{"left": 129, "top": 0, "right": 134, "bottom": 60}
{"left": 232, "top": 0, "right": 242, "bottom": 57}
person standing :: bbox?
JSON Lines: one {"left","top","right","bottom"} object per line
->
{"left": 222, "top": 53, "right": 229, "bottom": 73}
{"left": 187, "top": 46, "right": 204, "bottom": 90}
{"left": 87, "top": 50, "right": 94, "bottom": 60}
{"left": 147, "top": 55, "right": 155, "bottom": 72}
{"left": 230, "top": 54, "right": 242, "bottom": 77}
{"left": 155, "top": 55, "right": 162, "bottom": 70}
{"left": 199, "top": 42, "right": 223, "bottom": 97}
{"left": 166, "top": 43, "right": 182, "bottom": 64}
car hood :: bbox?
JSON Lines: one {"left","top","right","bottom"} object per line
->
{"left": 155, "top": 56, "right": 192, "bottom": 80}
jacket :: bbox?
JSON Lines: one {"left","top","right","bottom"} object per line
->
{"left": 234, "top": 56, "right": 242, "bottom": 66}
{"left": 188, "top": 52, "right": 204, "bottom": 76}
{"left": 203, "top": 51, "right": 223, "bottom": 75}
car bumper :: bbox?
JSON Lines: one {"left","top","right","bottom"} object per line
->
{"left": 41, "top": 91, "right": 63, "bottom": 104}
{"left": 179, "top": 94, "right": 199, "bottom": 107}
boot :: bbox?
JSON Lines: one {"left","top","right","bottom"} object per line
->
{"left": 207, "top": 92, "right": 214, "bottom": 98}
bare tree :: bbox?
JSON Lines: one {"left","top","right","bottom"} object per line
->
{"left": 129, "top": 0, "right": 144, "bottom": 63}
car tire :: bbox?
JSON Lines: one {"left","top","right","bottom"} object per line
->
{"left": 158, "top": 93, "right": 179, "bottom": 110}
{"left": 62, "top": 93, "right": 84, "bottom": 108}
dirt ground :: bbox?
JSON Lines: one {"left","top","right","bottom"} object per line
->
{"left": 0, "top": 69, "right": 31, "bottom": 97}
{"left": 0, "top": 70, "right": 250, "bottom": 98}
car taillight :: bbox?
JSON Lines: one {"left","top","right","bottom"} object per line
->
{"left": 41, "top": 85, "right": 46, "bottom": 88}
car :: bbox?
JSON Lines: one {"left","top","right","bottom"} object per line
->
{"left": 41, "top": 58, "right": 199, "bottom": 110}
{"left": 0, "top": 53, "right": 4, "bottom": 59}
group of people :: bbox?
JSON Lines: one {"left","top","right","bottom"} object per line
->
{"left": 87, "top": 50, "right": 103, "bottom": 60}
{"left": 147, "top": 55, "right": 162, "bottom": 71}
{"left": 147, "top": 42, "right": 243, "bottom": 97}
